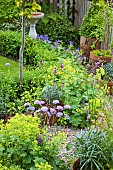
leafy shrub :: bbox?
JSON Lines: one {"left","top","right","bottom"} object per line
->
{"left": 0, "top": 30, "right": 71, "bottom": 65}
{"left": 37, "top": 16, "right": 79, "bottom": 47}
{"left": 73, "top": 129, "right": 113, "bottom": 169}
{"left": 0, "top": 114, "right": 67, "bottom": 169}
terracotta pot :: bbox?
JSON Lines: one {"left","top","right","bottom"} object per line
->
{"left": 99, "top": 79, "right": 113, "bottom": 95}
{"left": 80, "top": 36, "right": 101, "bottom": 58}
{"left": 90, "top": 51, "right": 111, "bottom": 63}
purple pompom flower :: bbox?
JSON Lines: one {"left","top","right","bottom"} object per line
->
{"left": 5, "top": 63, "right": 10, "bottom": 67}
{"left": 47, "top": 112, "right": 51, "bottom": 117}
{"left": 64, "top": 114, "right": 70, "bottom": 120}
{"left": 24, "top": 102, "right": 30, "bottom": 107}
{"left": 64, "top": 105, "right": 71, "bottom": 110}
{"left": 34, "top": 100, "right": 41, "bottom": 105}
{"left": 28, "top": 106, "right": 35, "bottom": 111}
{"left": 41, "top": 106, "right": 48, "bottom": 112}
{"left": 40, "top": 101, "right": 45, "bottom": 105}
{"left": 52, "top": 100, "right": 60, "bottom": 104}
{"left": 57, "top": 106, "right": 63, "bottom": 111}
{"left": 56, "top": 112, "right": 63, "bottom": 117}
{"left": 50, "top": 108, "right": 57, "bottom": 114}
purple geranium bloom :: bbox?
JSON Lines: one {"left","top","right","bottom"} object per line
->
{"left": 69, "top": 40, "right": 73, "bottom": 46}
{"left": 41, "top": 106, "right": 48, "bottom": 112}
{"left": 50, "top": 108, "right": 57, "bottom": 114}
{"left": 52, "top": 100, "right": 60, "bottom": 104}
{"left": 57, "top": 106, "right": 63, "bottom": 111}
{"left": 28, "top": 106, "right": 35, "bottom": 111}
{"left": 34, "top": 100, "right": 41, "bottom": 105}
{"left": 64, "top": 105, "right": 71, "bottom": 110}
{"left": 24, "top": 102, "right": 30, "bottom": 107}
{"left": 64, "top": 114, "right": 70, "bottom": 120}
{"left": 54, "top": 39, "right": 60, "bottom": 45}
{"left": 5, "top": 63, "right": 10, "bottom": 67}
{"left": 37, "top": 137, "right": 43, "bottom": 145}
{"left": 56, "top": 112, "right": 63, "bottom": 117}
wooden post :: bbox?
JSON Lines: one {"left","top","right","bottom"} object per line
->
{"left": 19, "top": 0, "right": 25, "bottom": 92}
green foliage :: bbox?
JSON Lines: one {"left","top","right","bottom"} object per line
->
{"left": 37, "top": 16, "right": 79, "bottom": 47}
{"left": 41, "top": 85, "right": 63, "bottom": 103}
{"left": 92, "top": 49, "right": 112, "bottom": 57}
{"left": 73, "top": 129, "right": 113, "bottom": 169}
{"left": 80, "top": 0, "right": 113, "bottom": 42}
{"left": 0, "top": 114, "right": 67, "bottom": 170}
{"left": 0, "top": 30, "right": 70, "bottom": 65}
{"left": 103, "top": 62, "right": 113, "bottom": 81}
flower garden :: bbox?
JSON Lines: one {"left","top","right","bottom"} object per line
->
{"left": 0, "top": 0, "right": 113, "bottom": 169}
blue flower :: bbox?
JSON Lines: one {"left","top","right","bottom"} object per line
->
{"left": 5, "top": 63, "right": 10, "bottom": 67}
{"left": 34, "top": 100, "right": 41, "bottom": 105}
{"left": 57, "top": 106, "right": 63, "bottom": 111}
{"left": 24, "top": 102, "right": 30, "bottom": 107}
{"left": 69, "top": 41, "right": 73, "bottom": 46}
{"left": 56, "top": 112, "right": 63, "bottom": 117}
{"left": 52, "top": 100, "right": 60, "bottom": 104}
{"left": 41, "top": 106, "right": 48, "bottom": 112}
{"left": 28, "top": 106, "right": 35, "bottom": 111}
{"left": 64, "top": 105, "right": 71, "bottom": 110}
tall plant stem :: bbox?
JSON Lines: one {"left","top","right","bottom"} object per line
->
{"left": 19, "top": 0, "right": 25, "bottom": 93}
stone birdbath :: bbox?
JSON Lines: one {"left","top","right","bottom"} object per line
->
{"left": 27, "top": 12, "right": 44, "bottom": 40}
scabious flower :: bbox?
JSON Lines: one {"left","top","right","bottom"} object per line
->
{"left": 86, "top": 114, "right": 91, "bottom": 122}
{"left": 64, "top": 114, "right": 70, "bottom": 119}
{"left": 28, "top": 106, "right": 35, "bottom": 111}
{"left": 52, "top": 100, "right": 60, "bottom": 104}
{"left": 37, "top": 137, "right": 43, "bottom": 145}
{"left": 24, "top": 102, "right": 30, "bottom": 107}
{"left": 56, "top": 112, "right": 63, "bottom": 117}
{"left": 40, "top": 101, "right": 45, "bottom": 105}
{"left": 41, "top": 106, "right": 48, "bottom": 112}
{"left": 57, "top": 106, "right": 63, "bottom": 111}
{"left": 34, "top": 100, "right": 41, "bottom": 105}
{"left": 50, "top": 108, "right": 57, "bottom": 114}
{"left": 64, "top": 105, "right": 71, "bottom": 110}
{"left": 5, "top": 63, "right": 10, "bottom": 66}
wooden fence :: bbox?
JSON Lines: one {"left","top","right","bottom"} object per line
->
{"left": 38, "top": 0, "right": 113, "bottom": 47}
{"left": 38, "top": 0, "right": 91, "bottom": 28}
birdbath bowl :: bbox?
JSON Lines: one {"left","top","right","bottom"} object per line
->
{"left": 27, "top": 12, "right": 44, "bottom": 40}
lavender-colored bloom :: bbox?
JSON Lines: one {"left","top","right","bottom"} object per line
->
{"left": 64, "top": 114, "right": 70, "bottom": 120}
{"left": 54, "top": 39, "right": 60, "bottom": 45}
{"left": 28, "top": 106, "right": 35, "bottom": 111}
{"left": 86, "top": 113, "right": 91, "bottom": 122}
{"left": 41, "top": 106, "right": 48, "bottom": 112}
{"left": 54, "top": 68, "right": 57, "bottom": 75}
{"left": 69, "top": 41, "right": 73, "bottom": 46}
{"left": 24, "top": 102, "right": 30, "bottom": 107}
{"left": 37, "top": 34, "right": 39, "bottom": 38}
{"left": 57, "top": 106, "right": 63, "bottom": 111}
{"left": 52, "top": 45, "right": 57, "bottom": 49}
{"left": 50, "top": 108, "right": 57, "bottom": 114}
{"left": 34, "top": 100, "right": 41, "bottom": 105}
{"left": 64, "top": 105, "right": 71, "bottom": 110}
{"left": 82, "top": 54, "right": 86, "bottom": 60}
{"left": 46, "top": 39, "right": 51, "bottom": 44}
{"left": 60, "top": 63, "right": 64, "bottom": 69}
{"left": 56, "top": 112, "right": 63, "bottom": 117}
{"left": 47, "top": 112, "right": 51, "bottom": 117}
{"left": 5, "top": 63, "right": 10, "bottom": 66}
{"left": 40, "top": 101, "right": 45, "bottom": 105}
{"left": 52, "top": 100, "right": 60, "bottom": 104}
